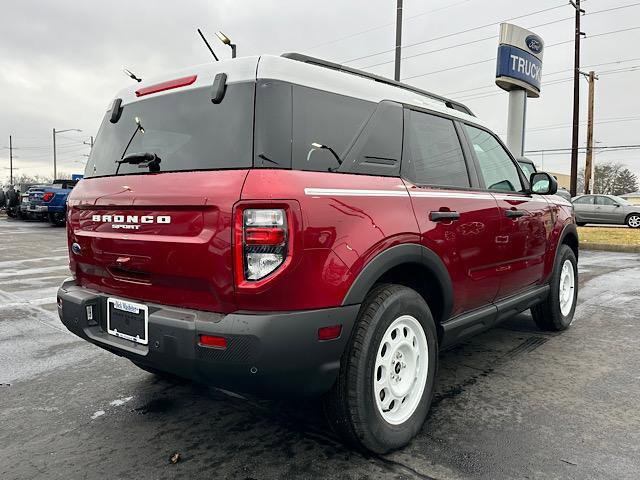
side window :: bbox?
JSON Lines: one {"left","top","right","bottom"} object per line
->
{"left": 596, "top": 196, "right": 616, "bottom": 206}
{"left": 464, "top": 124, "right": 524, "bottom": 192}
{"left": 574, "top": 196, "right": 594, "bottom": 205}
{"left": 291, "top": 85, "right": 376, "bottom": 173}
{"left": 402, "top": 110, "right": 470, "bottom": 187}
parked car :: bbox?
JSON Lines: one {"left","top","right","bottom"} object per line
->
{"left": 18, "top": 185, "right": 48, "bottom": 220}
{"left": 517, "top": 157, "right": 572, "bottom": 202}
{"left": 57, "top": 53, "right": 579, "bottom": 453}
{"left": 572, "top": 194, "right": 640, "bottom": 228}
{"left": 31, "top": 179, "right": 79, "bottom": 226}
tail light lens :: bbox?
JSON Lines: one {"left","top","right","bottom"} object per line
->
{"left": 239, "top": 208, "right": 288, "bottom": 281}
{"left": 42, "top": 192, "right": 55, "bottom": 202}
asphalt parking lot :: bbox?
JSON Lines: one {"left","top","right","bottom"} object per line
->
{"left": 1, "top": 217, "right": 639, "bottom": 480}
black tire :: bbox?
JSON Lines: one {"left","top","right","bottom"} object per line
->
{"left": 324, "top": 284, "right": 438, "bottom": 454}
{"left": 576, "top": 222, "right": 586, "bottom": 227}
{"left": 48, "top": 212, "right": 66, "bottom": 227}
{"left": 531, "top": 244, "right": 578, "bottom": 331}
{"left": 626, "top": 213, "right": 640, "bottom": 229}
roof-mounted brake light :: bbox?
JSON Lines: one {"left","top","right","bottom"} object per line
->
{"left": 135, "top": 75, "right": 197, "bottom": 97}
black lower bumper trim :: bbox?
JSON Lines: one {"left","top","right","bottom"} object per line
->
{"left": 56, "top": 279, "right": 359, "bottom": 396}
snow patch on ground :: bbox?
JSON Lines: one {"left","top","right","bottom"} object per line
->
{"left": 91, "top": 410, "right": 105, "bottom": 420}
{"left": 109, "top": 396, "right": 133, "bottom": 407}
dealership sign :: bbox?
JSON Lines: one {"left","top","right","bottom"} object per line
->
{"left": 495, "top": 23, "right": 544, "bottom": 98}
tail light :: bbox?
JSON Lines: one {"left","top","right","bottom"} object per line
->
{"left": 235, "top": 208, "right": 288, "bottom": 283}
{"left": 43, "top": 192, "right": 55, "bottom": 202}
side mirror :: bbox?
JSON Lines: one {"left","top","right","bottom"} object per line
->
{"left": 530, "top": 172, "right": 558, "bottom": 195}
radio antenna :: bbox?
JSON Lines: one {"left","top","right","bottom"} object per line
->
{"left": 197, "top": 28, "right": 219, "bottom": 61}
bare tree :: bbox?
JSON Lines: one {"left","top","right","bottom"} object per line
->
{"left": 593, "top": 162, "right": 639, "bottom": 196}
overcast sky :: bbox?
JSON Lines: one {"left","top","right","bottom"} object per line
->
{"left": 1, "top": 0, "right": 639, "bottom": 184}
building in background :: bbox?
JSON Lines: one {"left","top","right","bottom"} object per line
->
{"left": 547, "top": 172, "right": 570, "bottom": 190}
{"left": 620, "top": 191, "right": 640, "bottom": 205}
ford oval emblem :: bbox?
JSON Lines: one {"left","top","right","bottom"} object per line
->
{"left": 71, "top": 243, "right": 82, "bottom": 255}
{"left": 525, "top": 35, "right": 543, "bottom": 54}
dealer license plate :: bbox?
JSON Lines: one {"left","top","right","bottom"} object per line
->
{"left": 106, "top": 298, "right": 149, "bottom": 345}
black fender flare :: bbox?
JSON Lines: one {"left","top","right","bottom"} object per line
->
{"left": 341, "top": 243, "right": 453, "bottom": 321}
{"left": 554, "top": 223, "right": 579, "bottom": 266}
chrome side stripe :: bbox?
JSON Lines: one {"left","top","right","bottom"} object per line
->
{"left": 304, "top": 188, "right": 409, "bottom": 197}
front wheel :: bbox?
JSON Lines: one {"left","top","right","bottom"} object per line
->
{"left": 626, "top": 214, "right": 640, "bottom": 228}
{"left": 531, "top": 245, "right": 578, "bottom": 331}
{"left": 324, "top": 284, "right": 437, "bottom": 453}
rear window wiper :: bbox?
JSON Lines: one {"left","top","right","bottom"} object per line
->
{"left": 116, "top": 152, "right": 162, "bottom": 172}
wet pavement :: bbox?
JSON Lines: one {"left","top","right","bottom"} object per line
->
{"left": 1, "top": 216, "right": 639, "bottom": 479}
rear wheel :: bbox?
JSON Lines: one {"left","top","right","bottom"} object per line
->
{"left": 531, "top": 245, "right": 578, "bottom": 331}
{"left": 324, "top": 284, "right": 437, "bottom": 453}
{"left": 626, "top": 214, "right": 640, "bottom": 228}
{"left": 48, "top": 212, "right": 65, "bottom": 227}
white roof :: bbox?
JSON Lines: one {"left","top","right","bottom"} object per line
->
{"left": 112, "top": 54, "right": 486, "bottom": 128}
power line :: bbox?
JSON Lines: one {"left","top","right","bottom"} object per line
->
{"left": 461, "top": 65, "right": 640, "bottom": 102}
{"left": 347, "top": 1, "right": 640, "bottom": 68}
{"left": 303, "top": 0, "right": 474, "bottom": 52}
{"left": 401, "top": 18, "right": 640, "bottom": 81}
{"left": 342, "top": 2, "right": 570, "bottom": 64}
{"left": 441, "top": 56, "right": 640, "bottom": 96}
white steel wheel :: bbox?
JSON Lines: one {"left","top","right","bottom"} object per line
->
{"left": 628, "top": 215, "right": 640, "bottom": 228}
{"left": 558, "top": 259, "right": 575, "bottom": 317}
{"left": 374, "top": 314, "right": 429, "bottom": 425}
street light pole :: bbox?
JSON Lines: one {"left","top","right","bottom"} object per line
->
{"left": 9, "top": 135, "right": 13, "bottom": 185}
{"left": 53, "top": 128, "right": 82, "bottom": 180}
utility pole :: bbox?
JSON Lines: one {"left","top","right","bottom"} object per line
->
{"left": 584, "top": 71, "right": 598, "bottom": 194}
{"left": 9, "top": 135, "right": 13, "bottom": 185}
{"left": 52, "top": 128, "right": 56, "bottom": 181}
{"left": 569, "top": 0, "right": 585, "bottom": 197}
{"left": 394, "top": 0, "right": 403, "bottom": 81}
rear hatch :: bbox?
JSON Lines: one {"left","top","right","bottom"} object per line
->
{"left": 68, "top": 64, "right": 256, "bottom": 313}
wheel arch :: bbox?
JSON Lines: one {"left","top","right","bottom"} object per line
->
{"left": 625, "top": 212, "right": 640, "bottom": 226}
{"left": 557, "top": 223, "right": 579, "bottom": 263}
{"left": 342, "top": 244, "right": 453, "bottom": 328}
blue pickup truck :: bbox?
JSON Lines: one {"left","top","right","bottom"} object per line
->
{"left": 30, "top": 179, "right": 79, "bottom": 226}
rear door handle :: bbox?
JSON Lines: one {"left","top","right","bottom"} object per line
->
{"left": 505, "top": 209, "right": 526, "bottom": 218}
{"left": 430, "top": 211, "right": 460, "bottom": 222}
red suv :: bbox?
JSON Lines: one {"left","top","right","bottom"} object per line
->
{"left": 57, "top": 53, "right": 579, "bottom": 453}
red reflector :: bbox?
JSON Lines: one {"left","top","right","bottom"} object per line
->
{"left": 318, "top": 325, "right": 342, "bottom": 341}
{"left": 199, "top": 335, "right": 227, "bottom": 349}
{"left": 43, "top": 192, "right": 54, "bottom": 202}
{"left": 135, "top": 75, "right": 197, "bottom": 97}
{"left": 245, "top": 227, "right": 285, "bottom": 245}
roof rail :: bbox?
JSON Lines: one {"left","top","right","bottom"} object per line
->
{"left": 281, "top": 52, "right": 474, "bottom": 117}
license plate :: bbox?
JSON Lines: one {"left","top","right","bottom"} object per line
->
{"left": 106, "top": 298, "right": 149, "bottom": 345}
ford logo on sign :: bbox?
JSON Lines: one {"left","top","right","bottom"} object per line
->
{"left": 525, "top": 35, "right": 543, "bottom": 54}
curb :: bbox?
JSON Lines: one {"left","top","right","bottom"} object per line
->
{"left": 580, "top": 243, "right": 640, "bottom": 254}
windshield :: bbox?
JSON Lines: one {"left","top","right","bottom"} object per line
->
{"left": 85, "top": 83, "right": 254, "bottom": 178}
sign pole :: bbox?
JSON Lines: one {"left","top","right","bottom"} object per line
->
{"left": 506, "top": 89, "right": 527, "bottom": 157}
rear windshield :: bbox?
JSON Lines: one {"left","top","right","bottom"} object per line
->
{"left": 85, "top": 83, "right": 254, "bottom": 178}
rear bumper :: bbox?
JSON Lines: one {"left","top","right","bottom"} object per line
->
{"left": 57, "top": 279, "right": 359, "bottom": 396}
{"left": 25, "top": 205, "right": 46, "bottom": 213}
{"left": 47, "top": 205, "right": 65, "bottom": 213}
